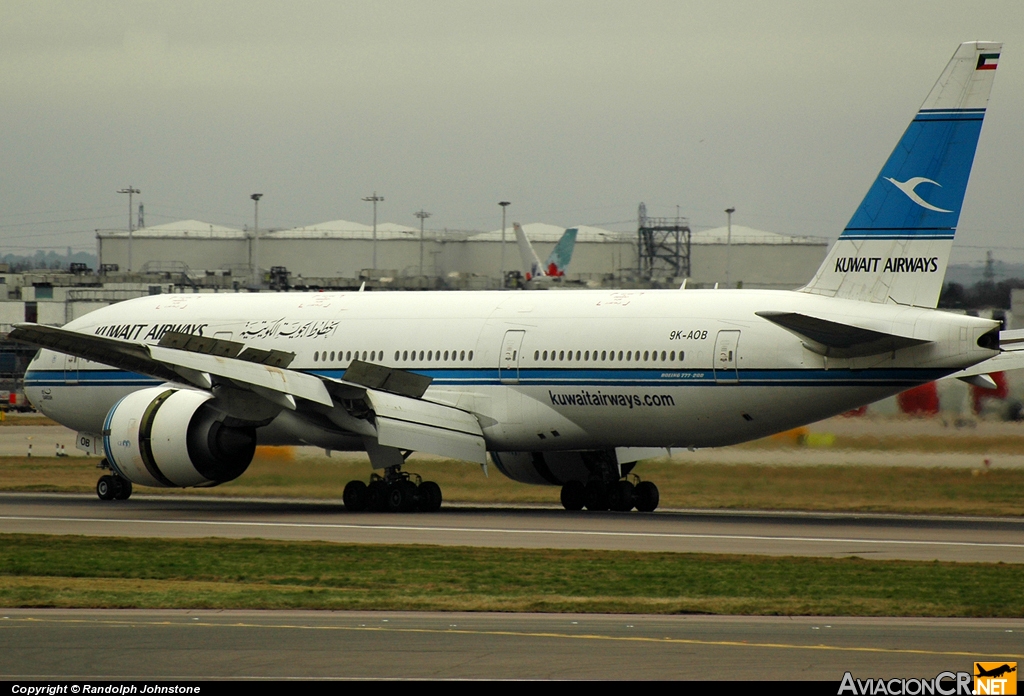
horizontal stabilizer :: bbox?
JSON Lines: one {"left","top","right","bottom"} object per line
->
{"left": 948, "top": 350, "right": 1024, "bottom": 381}
{"left": 958, "top": 373, "right": 998, "bottom": 389}
{"left": 756, "top": 311, "right": 929, "bottom": 358}
{"left": 998, "top": 329, "right": 1024, "bottom": 351}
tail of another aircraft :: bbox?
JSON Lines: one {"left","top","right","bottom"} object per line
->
{"left": 514, "top": 223, "right": 579, "bottom": 279}
{"left": 544, "top": 228, "right": 578, "bottom": 277}
{"left": 801, "top": 41, "right": 1001, "bottom": 307}
{"left": 514, "top": 223, "right": 545, "bottom": 280}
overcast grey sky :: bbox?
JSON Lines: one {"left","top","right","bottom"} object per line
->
{"left": 1, "top": 1, "right": 1021, "bottom": 264}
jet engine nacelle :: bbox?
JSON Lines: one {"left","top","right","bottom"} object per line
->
{"left": 490, "top": 450, "right": 597, "bottom": 486}
{"left": 103, "top": 387, "right": 257, "bottom": 488}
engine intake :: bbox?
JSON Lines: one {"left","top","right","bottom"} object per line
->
{"left": 104, "top": 387, "right": 257, "bottom": 488}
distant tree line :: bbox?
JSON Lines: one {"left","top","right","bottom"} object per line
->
{"left": 0, "top": 251, "right": 97, "bottom": 273}
{"left": 939, "top": 279, "right": 1024, "bottom": 310}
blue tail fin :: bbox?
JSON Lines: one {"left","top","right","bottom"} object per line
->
{"left": 544, "top": 228, "right": 578, "bottom": 277}
{"left": 802, "top": 41, "right": 1001, "bottom": 307}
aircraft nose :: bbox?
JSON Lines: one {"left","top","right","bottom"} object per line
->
{"left": 23, "top": 349, "right": 55, "bottom": 412}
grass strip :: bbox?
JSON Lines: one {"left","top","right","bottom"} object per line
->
{"left": 0, "top": 533, "right": 1021, "bottom": 616}
{"left": 3, "top": 455, "right": 1021, "bottom": 516}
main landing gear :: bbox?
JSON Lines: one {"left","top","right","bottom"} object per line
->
{"left": 94, "top": 458, "right": 132, "bottom": 501}
{"left": 559, "top": 475, "right": 659, "bottom": 512}
{"left": 343, "top": 466, "right": 443, "bottom": 513}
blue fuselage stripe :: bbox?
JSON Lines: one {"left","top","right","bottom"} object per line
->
{"left": 24, "top": 366, "right": 954, "bottom": 389}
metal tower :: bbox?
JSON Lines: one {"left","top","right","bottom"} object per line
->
{"left": 637, "top": 202, "right": 691, "bottom": 280}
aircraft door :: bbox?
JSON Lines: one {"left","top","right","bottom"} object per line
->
{"left": 499, "top": 330, "right": 526, "bottom": 385}
{"left": 63, "top": 355, "right": 79, "bottom": 385}
{"left": 713, "top": 330, "right": 740, "bottom": 383}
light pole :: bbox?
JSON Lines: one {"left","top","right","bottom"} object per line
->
{"left": 725, "top": 207, "right": 735, "bottom": 288}
{"left": 414, "top": 209, "right": 431, "bottom": 277}
{"left": 498, "top": 201, "right": 510, "bottom": 287}
{"left": 117, "top": 186, "right": 140, "bottom": 272}
{"left": 251, "top": 194, "right": 263, "bottom": 290}
{"left": 363, "top": 192, "right": 384, "bottom": 270}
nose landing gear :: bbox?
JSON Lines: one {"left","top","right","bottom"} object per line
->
{"left": 96, "top": 473, "right": 132, "bottom": 501}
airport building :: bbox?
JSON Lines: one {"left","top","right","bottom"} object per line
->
{"left": 95, "top": 219, "right": 827, "bottom": 290}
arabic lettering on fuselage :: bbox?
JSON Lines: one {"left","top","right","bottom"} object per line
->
{"left": 240, "top": 318, "right": 339, "bottom": 340}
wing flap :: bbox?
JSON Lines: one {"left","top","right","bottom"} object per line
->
{"left": 148, "top": 345, "right": 332, "bottom": 406}
{"left": 343, "top": 359, "right": 431, "bottom": 398}
{"left": 365, "top": 389, "right": 486, "bottom": 463}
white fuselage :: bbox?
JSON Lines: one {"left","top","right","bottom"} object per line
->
{"left": 24, "top": 288, "right": 998, "bottom": 453}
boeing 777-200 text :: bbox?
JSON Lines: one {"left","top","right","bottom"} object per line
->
{"left": 14, "top": 42, "right": 1019, "bottom": 513}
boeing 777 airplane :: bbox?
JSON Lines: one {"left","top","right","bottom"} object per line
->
{"left": 514, "top": 223, "right": 578, "bottom": 280}
{"left": 13, "top": 42, "right": 1015, "bottom": 513}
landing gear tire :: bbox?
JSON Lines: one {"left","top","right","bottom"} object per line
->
{"left": 113, "top": 478, "right": 132, "bottom": 500}
{"left": 634, "top": 481, "right": 660, "bottom": 512}
{"left": 387, "top": 480, "right": 419, "bottom": 513}
{"left": 96, "top": 475, "right": 116, "bottom": 501}
{"left": 366, "top": 479, "right": 389, "bottom": 512}
{"left": 608, "top": 480, "right": 635, "bottom": 512}
{"left": 583, "top": 481, "right": 609, "bottom": 511}
{"left": 418, "top": 481, "right": 442, "bottom": 512}
{"left": 560, "top": 481, "right": 585, "bottom": 511}
{"left": 343, "top": 480, "right": 368, "bottom": 511}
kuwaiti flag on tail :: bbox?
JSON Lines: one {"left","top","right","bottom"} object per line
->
{"left": 976, "top": 52, "right": 999, "bottom": 70}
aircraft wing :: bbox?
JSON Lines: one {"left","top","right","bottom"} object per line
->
{"left": 755, "top": 311, "right": 930, "bottom": 358}
{"left": 10, "top": 323, "right": 486, "bottom": 462}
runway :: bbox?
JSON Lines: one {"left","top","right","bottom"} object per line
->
{"left": 1, "top": 609, "right": 1021, "bottom": 680}
{"left": 1, "top": 493, "right": 1023, "bottom": 562}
